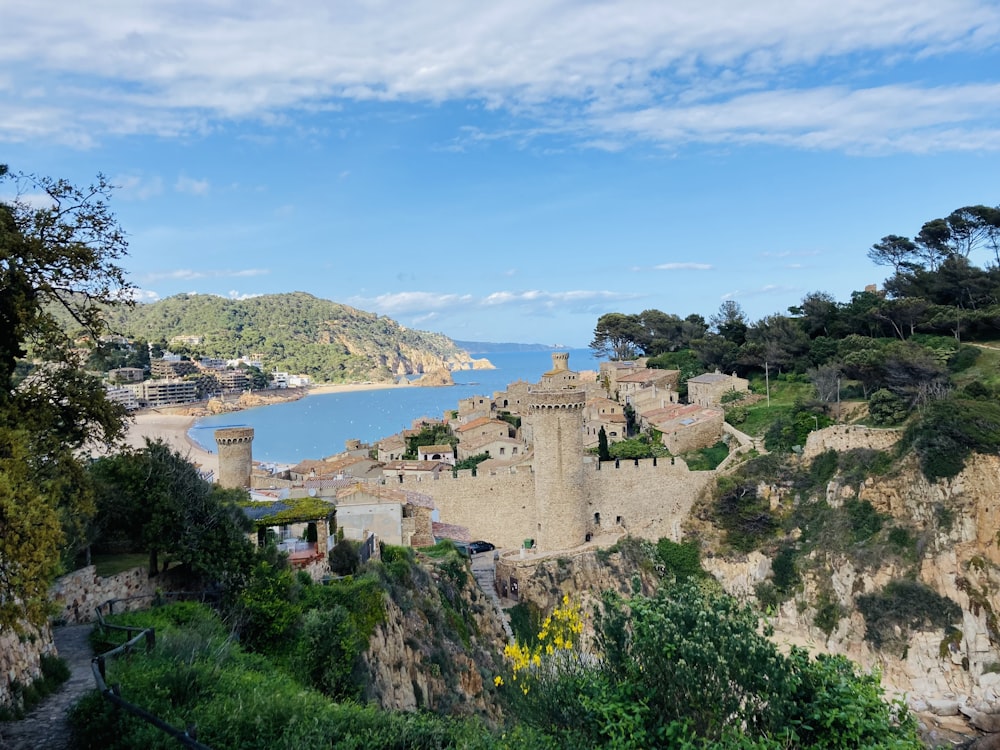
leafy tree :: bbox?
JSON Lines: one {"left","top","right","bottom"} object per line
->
{"left": 590, "top": 312, "right": 643, "bottom": 360}
{"left": 868, "top": 388, "right": 908, "bottom": 425}
{"left": 745, "top": 314, "right": 811, "bottom": 373}
{"left": 89, "top": 440, "right": 254, "bottom": 583}
{"left": 789, "top": 291, "right": 840, "bottom": 338}
{"left": 867, "top": 234, "right": 918, "bottom": 274}
{"left": 710, "top": 300, "right": 748, "bottom": 345}
{"left": 0, "top": 166, "right": 131, "bottom": 628}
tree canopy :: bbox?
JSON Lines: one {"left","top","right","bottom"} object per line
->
{"left": 0, "top": 165, "right": 132, "bottom": 628}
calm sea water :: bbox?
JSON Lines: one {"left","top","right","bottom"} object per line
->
{"left": 188, "top": 349, "right": 600, "bottom": 465}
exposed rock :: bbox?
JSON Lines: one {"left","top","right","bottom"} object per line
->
{"left": 412, "top": 368, "right": 455, "bottom": 387}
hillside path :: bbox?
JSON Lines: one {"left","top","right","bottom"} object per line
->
{"left": 0, "top": 625, "right": 94, "bottom": 750}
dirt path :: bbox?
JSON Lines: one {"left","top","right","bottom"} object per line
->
{"left": 0, "top": 625, "right": 95, "bottom": 750}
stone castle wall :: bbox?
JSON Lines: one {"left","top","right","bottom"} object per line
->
{"left": 802, "top": 425, "right": 902, "bottom": 460}
{"left": 396, "top": 457, "right": 715, "bottom": 551}
{"left": 399, "top": 470, "right": 537, "bottom": 549}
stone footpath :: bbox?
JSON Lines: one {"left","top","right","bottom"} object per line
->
{"left": 0, "top": 625, "right": 94, "bottom": 750}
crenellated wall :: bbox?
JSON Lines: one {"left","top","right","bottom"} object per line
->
{"left": 394, "top": 456, "right": 714, "bottom": 551}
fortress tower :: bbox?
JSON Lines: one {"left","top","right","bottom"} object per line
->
{"left": 528, "top": 388, "right": 587, "bottom": 551}
{"left": 214, "top": 427, "right": 254, "bottom": 489}
{"left": 550, "top": 351, "right": 569, "bottom": 372}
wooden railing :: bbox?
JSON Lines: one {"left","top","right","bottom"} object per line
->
{"left": 90, "top": 593, "right": 216, "bottom": 750}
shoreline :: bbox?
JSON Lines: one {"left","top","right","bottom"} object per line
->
{"left": 120, "top": 380, "right": 417, "bottom": 472}
{"left": 122, "top": 412, "right": 220, "bottom": 477}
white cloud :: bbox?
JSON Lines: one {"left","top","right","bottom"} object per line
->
{"left": 348, "top": 288, "right": 640, "bottom": 319}
{"left": 175, "top": 175, "right": 210, "bottom": 195}
{"left": 113, "top": 173, "right": 163, "bottom": 200}
{"left": 143, "top": 268, "right": 269, "bottom": 281}
{"left": 1, "top": 1, "right": 998, "bottom": 153}
{"left": 651, "top": 262, "right": 713, "bottom": 271}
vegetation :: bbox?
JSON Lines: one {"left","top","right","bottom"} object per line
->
{"left": 856, "top": 580, "right": 963, "bottom": 654}
{"left": 404, "top": 422, "right": 456, "bottom": 459}
{"left": 87, "top": 290, "right": 468, "bottom": 383}
{"left": 0, "top": 654, "right": 70, "bottom": 721}
{"left": 88, "top": 440, "right": 255, "bottom": 582}
{"left": 1, "top": 166, "right": 131, "bottom": 628}
{"left": 496, "top": 584, "right": 922, "bottom": 748}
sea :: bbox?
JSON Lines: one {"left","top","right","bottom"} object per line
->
{"left": 188, "top": 348, "right": 600, "bottom": 465}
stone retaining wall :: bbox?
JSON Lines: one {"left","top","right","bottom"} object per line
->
{"left": 49, "top": 565, "right": 158, "bottom": 625}
{"left": 0, "top": 620, "right": 55, "bottom": 709}
{"left": 802, "top": 424, "right": 902, "bottom": 460}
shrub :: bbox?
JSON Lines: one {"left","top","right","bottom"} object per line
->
{"left": 845, "top": 499, "right": 884, "bottom": 543}
{"left": 714, "top": 480, "right": 778, "bottom": 552}
{"left": 856, "top": 579, "right": 962, "bottom": 653}
{"left": 655, "top": 538, "right": 704, "bottom": 580}
{"left": 809, "top": 449, "right": 838, "bottom": 487}
{"left": 328, "top": 538, "right": 361, "bottom": 576}
{"left": 771, "top": 546, "right": 800, "bottom": 594}
{"left": 868, "top": 389, "right": 908, "bottom": 426}
{"left": 902, "top": 397, "right": 1000, "bottom": 481}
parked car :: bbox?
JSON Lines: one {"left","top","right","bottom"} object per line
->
{"left": 468, "top": 540, "right": 495, "bottom": 555}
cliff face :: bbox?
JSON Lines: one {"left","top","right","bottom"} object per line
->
{"left": 360, "top": 555, "right": 507, "bottom": 721}
{"left": 705, "top": 452, "right": 1000, "bottom": 731}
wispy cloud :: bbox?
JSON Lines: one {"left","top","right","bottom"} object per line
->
{"left": 648, "top": 262, "right": 714, "bottom": 271}
{"left": 2, "top": 1, "right": 998, "bottom": 153}
{"left": 142, "top": 268, "right": 270, "bottom": 282}
{"left": 348, "top": 288, "right": 641, "bottom": 319}
{"left": 175, "top": 175, "right": 210, "bottom": 195}
{"left": 112, "top": 173, "right": 163, "bottom": 200}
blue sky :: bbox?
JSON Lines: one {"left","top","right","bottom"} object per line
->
{"left": 3, "top": 1, "right": 1000, "bottom": 347}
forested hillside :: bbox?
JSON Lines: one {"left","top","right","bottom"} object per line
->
{"left": 100, "top": 292, "right": 472, "bottom": 382}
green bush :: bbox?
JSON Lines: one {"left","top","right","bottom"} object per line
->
{"left": 809, "top": 449, "right": 838, "bottom": 487}
{"left": 504, "top": 584, "right": 922, "bottom": 748}
{"left": 868, "top": 389, "right": 908, "bottom": 426}
{"left": 902, "top": 397, "right": 1000, "bottom": 481}
{"left": 771, "top": 546, "right": 799, "bottom": 593}
{"left": 655, "top": 538, "right": 704, "bottom": 580}
{"left": 845, "top": 499, "right": 885, "bottom": 543}
{"left": 713, "top": 479, "right": 778, "bottom": 552}
{"left": 856, "top": 579, "right": 962, "bottom": 653}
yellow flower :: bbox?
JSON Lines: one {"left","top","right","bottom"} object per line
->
{"left": 494, "top": 675, "right": 504, "bottom": 687}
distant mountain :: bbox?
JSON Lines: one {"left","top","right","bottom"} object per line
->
{"left": 99, "top": 292, "right": 475, "bottom": 383}
{"left": 452, "top": 340, "right": 566, "bottom": 354}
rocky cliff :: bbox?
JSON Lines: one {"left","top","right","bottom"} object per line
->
{"left": 702, "top": 448, "right": 1000, "bottom": 740}
{"left": 360, "top": 550, "right": 507, "bottom": 722}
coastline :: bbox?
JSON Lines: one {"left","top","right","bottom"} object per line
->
{"left": 119, "top": 381, "right": 413, "bottom": 473}
{"left": 122, "top": 412, "right": 220, "bottom": 478}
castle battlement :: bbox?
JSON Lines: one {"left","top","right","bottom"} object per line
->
{"left": 528, "top": 389, "right": 586, "bottom": 410}
{"left": 214, "top": 426, "right": 255, "bottom": 446}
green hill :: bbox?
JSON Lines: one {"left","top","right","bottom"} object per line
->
{"left": 100, "top": 292, "right": 471, "bottom": 383}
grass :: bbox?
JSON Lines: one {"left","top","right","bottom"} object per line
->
{"left": 91, "top": 553, "right": 149, "bottom": 577}
{"left": 955, "top": 341, "right": 1000, "bottom": 391}
{"left": 739, "top": 376, "right": 815, "bottom": 437}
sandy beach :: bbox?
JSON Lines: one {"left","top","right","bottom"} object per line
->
{"left": 123, "top": 413, "right": 220, "bottom": 477}
{"left": 117, "top": 381, "right": 410, "bottom": 476}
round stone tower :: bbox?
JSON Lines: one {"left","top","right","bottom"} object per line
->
{"left": 550, "top": 351, "right": 570, "bottom": 372}
{"left": 214, "top": 427, "right": 254, "bottom": 489}
{"left": 528, "top": 388, "right": 587, "bottom": 551}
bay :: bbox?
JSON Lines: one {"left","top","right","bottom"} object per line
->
{"left": 188, "top": 349, "right": 600, "bottom": 465}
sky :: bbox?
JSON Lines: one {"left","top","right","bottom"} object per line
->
{"left": 3, "top": 2, "right": 1000, "bottom": 348}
